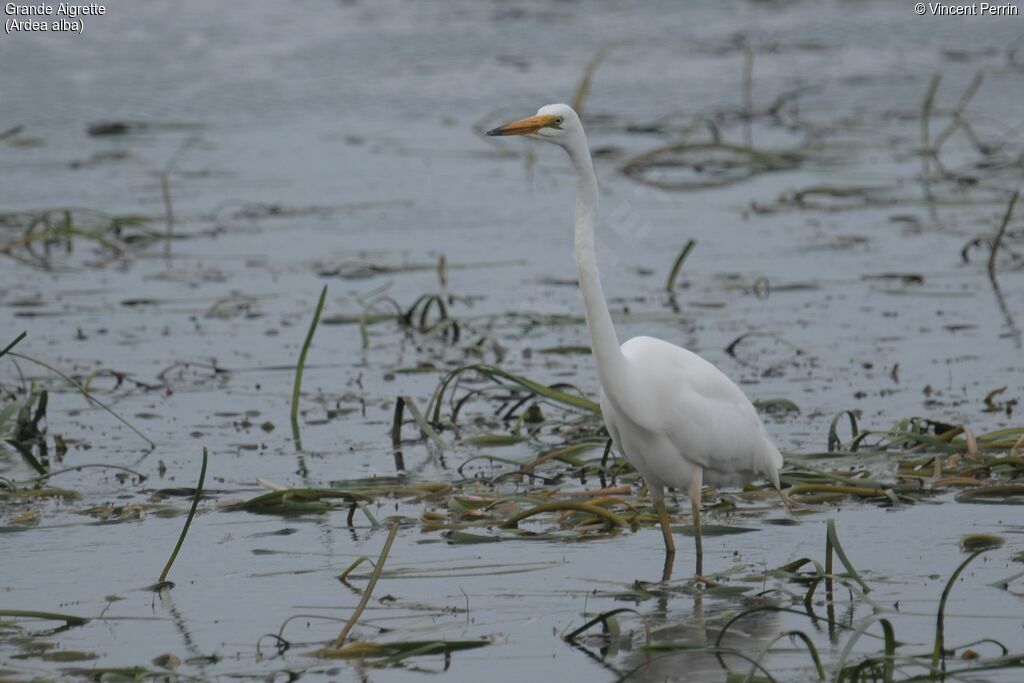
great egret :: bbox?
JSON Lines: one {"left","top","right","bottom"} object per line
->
{"left": 487, "top": 104, "right": 784, "bottom": 576}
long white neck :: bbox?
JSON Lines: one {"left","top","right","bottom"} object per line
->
{"left": 565, "top": 134, "right": 628, "bottom": 394}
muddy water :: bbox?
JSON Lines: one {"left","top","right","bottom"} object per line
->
{"left": 2, "top": 0, "right": 1023, "bottom": 680}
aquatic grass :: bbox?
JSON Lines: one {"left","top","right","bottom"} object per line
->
{"left": 0, "top": 609, "right": 87, "bottom": 626}
{"left": 224, "top": 488, "right": 373, "bottom": 514}
{"left": 6, "top": 351, "right": 154, "bottom": 450}
{"left": 332, "top": 521, "right": 399, "bottom": 648}
{"left": 621, "top": 141, "right": 803, "bottom": 191}
{"left": 931, "top": 68, "right": 987, "bottom": 155}
{"left": 358, "top": 294, "right": 404, "bottom": 348}
{"left": 0, "top": 209, "right": 161, "bottom": 270}
{"left": 393, "top": 395, "right": 449, "bottom": 451}
{"left": 826, "top": 519, "right": 870, "bottom": 594}
{"left": 738, "top": 37, "right": 755, "bottom": 147}
{"left": 333, "top": 558, "right": 560, "bottom": 582}
{"left": 500, "top": 500, "right": 628, "bottom": 530}
{"left": 724, "top": 332, "right": 805, "bottom": 370}
{"left": 356, "top": 289, "right": 473, "bottom": 348}
{"left": 154, "top": 448, "right": 207, "bottom": 590}
{"left": 0, "top": 486, "right": 80, "bottom": 501}
{"left": 749, "top": 185, "right": 1003, "bottom": 214}
{"left": 571, "top": 41, "right": 625, "bottom": 115}
{"left": 959, "top": 533, "right": 1004, "bottom": 550}
{"left": 0, "top": 387, "right": 48, "bottom": 474}
{"left": 309, "top": 638, "right": 490, "bottom": 661}
{"left": 14, "top": 463, "right": 147, "bottom": 486}
{"left": 988, "top": 189, "right": 1019, "bottom": 281}
{"left": 745, "top": 631, "right": 825, "bottom": 682}
{"left": 291, "top": 284, "right": 327, "bottom": 427}
{"left": 955, "top": 484, "right": 1024, "bottom": 504}
{"left": 665, "top": 239, "right": 696, "bottom": 294}
{"left": 828, "top": 410, "right": 860, "bottom": 452}
{"left": 920, "top": 73, "right": 941, "bottom": 185}
{"left": 932, "top": 549, "right": 990, "bottom": 674}
{"left": 563, "top": 607, "right": 639, "bottom": 642}
{"left": 833, "top": 615, "right": 897, "bottom": 682}
{"left": 427, "top": 364, "right": 600, "bottom": 427}
{"left": 0, "top": 331, "right": 26, "bottom": 360}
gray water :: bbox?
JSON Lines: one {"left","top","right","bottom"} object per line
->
{"left": 2, "top": 1, "right": 1023, "bottom": 680}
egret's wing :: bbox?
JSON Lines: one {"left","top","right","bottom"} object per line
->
{"left": 620, "top": 336, "right": 780, "bottom": 484}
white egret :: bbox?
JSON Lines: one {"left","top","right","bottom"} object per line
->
{"left": 487, "top": 104, "right": 784, "bottom": 576}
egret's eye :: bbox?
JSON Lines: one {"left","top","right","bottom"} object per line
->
{"left": 555, "top": 117, "right": 564, "bottom": 126}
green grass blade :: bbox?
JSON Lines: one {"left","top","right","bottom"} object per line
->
{"left": 827, "top": 519, "right": 870, "bottom": 593}
{"left": 333, "top": 521, "right": 399, "bottom": 647}
{"left": 932, "top": 549, "right": 989, "bottom": 674}
{"left": 0, "top": 331, "right": 27, "bottom": 360}
{"left": 988, "top": 190, "right": 1019, "bottom": 280}
{"left": 156, "top": 448, "right": 207, "bottom": 586}
{"left": 7, "top": 351, "right": 154, "bottom": 450}
{"left": 0, "top": 609, "right": 87, "bottom": 626}
{"left": 828, "top": 410, "right": 860, "bottom": 452}
{"left": 564, "top": 607, "right": 639, "bottom": 641}
{"left": 665, "top": 239, "right": 696, "bottom": 293}
{"left": 4, "top": 438, "right": 47, "bottom": 475}
{"left": 398, "top": 395, "right": 449, "bottom": 451}
{"left": 744, "top": 630, "right": 824, "bottom": 683}
{"left": 834, "top": 615, "right": 894, "bottom": 681}
{"left": 291, "top": 285, "right": 328, "bottom": 424}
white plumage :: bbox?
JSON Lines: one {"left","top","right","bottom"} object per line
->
{"left": 603, "top": 335, "right": 782, "bottom": 492}
{"left": 488, "top": 104, "right": 784, "bottom": 574}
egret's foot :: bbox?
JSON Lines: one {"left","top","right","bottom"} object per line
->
{"left": 692, "top": 574, "right": 720, "bottom": 588}
{"left": 776, "top": 486, "right": 798, "bottom": 512}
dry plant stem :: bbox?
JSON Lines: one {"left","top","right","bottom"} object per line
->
{"left": 161, "top": 171, "right": 174, "bottom": 251}
{"left": 571, "top": 42, "right": 623, "bottom": 115}
{"left": 334, "top": 522, "right": 399, "bottom": 648}
{"left": 741, "top": 39, "right": 754, "bottom": 147}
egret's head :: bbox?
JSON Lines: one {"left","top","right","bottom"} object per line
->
{"left": 486, "top": 103, "right": 581, "bottom": 146}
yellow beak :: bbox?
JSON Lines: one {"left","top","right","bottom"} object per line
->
{"left": 486, "top": 114, "right": 560, "bottom": 136}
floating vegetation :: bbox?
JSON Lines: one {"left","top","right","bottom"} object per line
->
{"left": 0, "top": 209, "right": 160, "bottom": 270}
{"left": 307, "top": 638, "right": 491, "bottom": 661}
{"left": 622, "top": 142, "right": 804, "bottom": 190}
{"left": 222, "top": 488, "right": 374, "bottom": 515}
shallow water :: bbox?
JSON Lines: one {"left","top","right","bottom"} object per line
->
{"left": 2, "top": 1, "right": 1023, "bottom": 680}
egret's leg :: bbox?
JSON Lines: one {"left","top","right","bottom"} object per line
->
{"left": 652, "top": 487, "right": 675, "bottom": 556}
{"left": 688, "top": 470, "right": 703, "bottom": 577}
{"left": 660, "top": 552, "right": 674, "bottom": 584}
